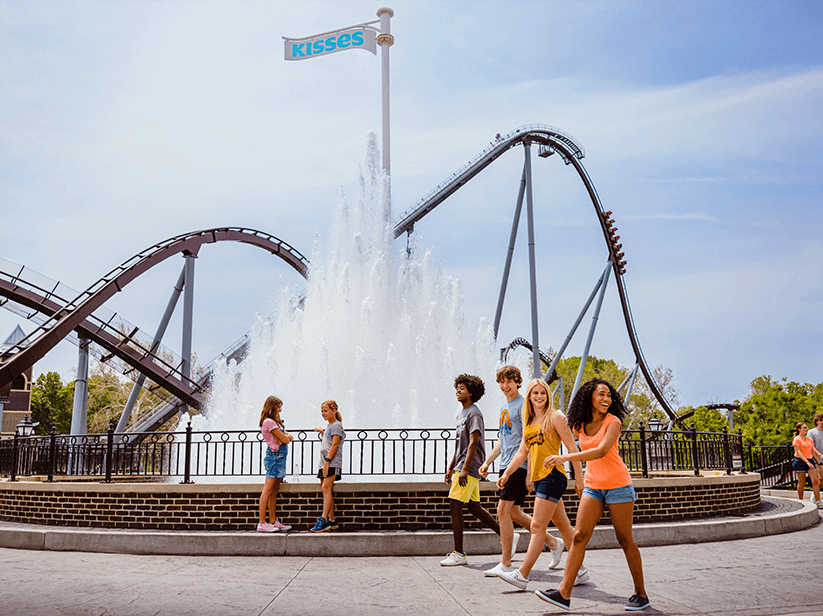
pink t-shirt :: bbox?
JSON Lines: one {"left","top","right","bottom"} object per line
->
{"left": 261, "top": 418, "right": 281, "bottom": 452}
{"left": 576, "top": 413, "right": 632, "bottom": 490}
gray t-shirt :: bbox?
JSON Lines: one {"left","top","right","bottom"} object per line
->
{"left": 320, "top": 421, "right": 345, "bottom": 469}
{"left": 808, "top": 427, "right": 823, "bottom": 458}
{"left": 454, "top": 403, "right": 486, "bottom": 479}
{"left": 499, "top": 394, "right": 528, "bottom": 471}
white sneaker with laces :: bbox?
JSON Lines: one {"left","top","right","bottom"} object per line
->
{"left": 510, "top": 532, "right": 521, "bottom": 559}
{"left": 574, "top": 566, "right": 591, "bottom": 586}
{"left": 497, "top": 568, "right": 529, "bottom": 590}
{"left": 484, "top": 562, "right": 516, "bottom": 577}
{"left": 440, "top": 551, "right": 468, "bottom": 566}
{"left": 547, "top": 536, "right": 565, "bottom": 569}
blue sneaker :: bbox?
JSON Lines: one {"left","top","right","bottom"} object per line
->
{"left": 310, "top": 517, "right": 332, "bottom": 533}
{"left": 328, "top": 519, "right": 339, "bottom": 530}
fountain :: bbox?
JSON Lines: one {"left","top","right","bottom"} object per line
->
{"left": 195, "top": 131, "right": 516, "bottom": 434}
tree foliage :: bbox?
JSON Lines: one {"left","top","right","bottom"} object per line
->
{"left": 735, "top": 376, "right": 823, "bottom": 446}
{"left": 31, "top": 361, "right": 177, "bottom": 435}
{"left": 30, "top": 372, "right": 74, "bottom": 435}
{"left": 546, "top": 354, "right": 682, "bottom": 428}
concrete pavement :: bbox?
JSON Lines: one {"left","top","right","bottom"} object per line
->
{"left": 0, "top": 505, "right": 820, "bottom": 616}
{"left": 0, "top": 494, "right": 817, "bottom": 557}
{"left": 0, "top": 493, "right": 820, "bottom": 615}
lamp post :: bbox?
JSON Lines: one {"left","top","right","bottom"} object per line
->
{"left": 15, "top": 415, "right": 38, "bottom": 437}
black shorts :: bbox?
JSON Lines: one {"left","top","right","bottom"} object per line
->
{"left": 317, "top": 466, "right": 342, "bottom": 481}
{"left": 499, "top": 466, "right": 529, "bottom": 506}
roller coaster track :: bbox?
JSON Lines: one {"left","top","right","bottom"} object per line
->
{"left": 0, "top": 228, "right": 309, "bottom": 411}
{"left": 392, "top": 124, "right": 678, "bottom": 421}
{"left": 1, "top": 124, "right": 677, "bottom": 427}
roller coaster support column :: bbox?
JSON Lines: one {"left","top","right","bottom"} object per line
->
{"left": 617, "top": 363, "right": 640, "bottom": 406}
{"left": 70, "top": 336, "right": 89, "bottom": 435}
{"left": 116, "top": 265, "right": 187, "bottom": 435}
{"left": 493, "top": 163, "right": 527, "bottom": 338}
{"left": 524, "top": 139, "right": 541, "bottom": 378}
{"left": 570, "top": 264, "right": 611, "bottom": 402}
{"left": 542, "top": 263, "right": 611, "bottom": 385}
{"left": 181, "top": 252, "right": 197, "bottom": 417}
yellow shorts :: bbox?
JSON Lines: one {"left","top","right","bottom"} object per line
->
{"left": 448, "top": 471, "right": 480, "bottom": 503}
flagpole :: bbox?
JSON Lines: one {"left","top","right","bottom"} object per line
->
{"left": 377, "top": 7, "right": 394, "bottom": 179}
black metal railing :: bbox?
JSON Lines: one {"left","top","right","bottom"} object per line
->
{"left": 0, "top": 421, "right": 784, "bottom": 484}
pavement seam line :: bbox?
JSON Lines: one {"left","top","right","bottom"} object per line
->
{"left": 412, "top": 555, "right": 472, "bottom": 616}
{"left": 256, "top": 556, "right": 312, "bottom": 616}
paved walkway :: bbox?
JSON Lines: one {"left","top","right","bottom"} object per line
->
{"left": 0, "top": 509, "right": 820, "bottom": 616}
{"left": 0, "top": 493, "right": 820, "bottom": 615}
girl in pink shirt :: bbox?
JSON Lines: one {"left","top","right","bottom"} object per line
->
{"left": 539, "top": 378, "right": 649, "bottom": 612}
{"left": 257, "top": 396, "right": 293, "bottom": 532}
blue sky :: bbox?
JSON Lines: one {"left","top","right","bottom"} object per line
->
{"left": 1, "top": 0, "right": 821, "bottom": 410}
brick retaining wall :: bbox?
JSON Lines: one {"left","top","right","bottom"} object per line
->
{"left": 0, "top": 474, "right": 760, "bottom": 532}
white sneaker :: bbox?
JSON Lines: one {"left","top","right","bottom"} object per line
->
{"left": 547, "top": 536, "right": 565, "bottom": 569}
{"left": 498, "top": 568, "right": 529, "bottom": 590}
{"left": 484, "top": 562, "right": 515, "bottom": 577}
{"left": 574, "top": 566, "right": 590, "bottom": 586}
{"left": 510, "top": 532, "right": 521, "bottom": 559}
{"left": 440, "top": 551, "right": 468, "bottom": 566}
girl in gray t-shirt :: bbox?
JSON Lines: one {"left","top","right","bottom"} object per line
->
{"left": 310, "top": 400, "right": 346, "bottom": 533}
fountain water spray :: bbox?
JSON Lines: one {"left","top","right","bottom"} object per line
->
{"left": 197, "top": 132, "right": 509, "bottom": 435}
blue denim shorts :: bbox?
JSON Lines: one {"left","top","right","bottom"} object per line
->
{"left": 583, "top": 483, "right": 636, "bottom": 504}
{"left": 534, "top": 467, "right": 568, "bottom": 503}
{"left": 793, "top": 457, "right": 817, "bottom": 473}
{"left": 264, "top": 445, "right": 288, "bottom": 479}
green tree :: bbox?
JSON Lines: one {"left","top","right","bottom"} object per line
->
{"left": 735, "top": 376, "right": 819, "bottom": 446}
{"left": 689, "top": 406, "right": 729, "bottom": 433}
{"left": 30, "top": 372, "right": 74, "bottom": 435}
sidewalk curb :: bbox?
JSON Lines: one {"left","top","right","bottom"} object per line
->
{"left": 0, "top": 495, "right": 817, "bottom": 557}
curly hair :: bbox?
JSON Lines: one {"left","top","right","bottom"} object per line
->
{"left": 566, "top": 378, "right": 627, "bottom": 433}
{"left": 496, "top": 365, "right": 522, "bottom": 386}
{"left": 454, "top": 374, "right": 485, "bottom": 403}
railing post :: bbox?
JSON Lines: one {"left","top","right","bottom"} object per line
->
{"left": 48, "top": 426, "right": 57, "bottom": 482}
{"left": 10, "top": 429, "right": 19, "bottom": 482}
{"left": 105, "top": 420, "right": 115, "bottom": 482}
{"left": 181, "top": 421, "right": 193, "bottom": 484}
{"left": 723, "top": 425, "right": 731, "bottom": 475}
{"left": 738, "top": 429, "right": 746, "bottom": 474}
{"left": 690, "top": 423, "right": 699, "bottom": 476}
{"left": 639, "top": 422, "right": 648, "bottom": 478}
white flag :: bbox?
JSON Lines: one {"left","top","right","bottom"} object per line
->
{"left": 284, "top": 27, "right": 377, "bottom": 61}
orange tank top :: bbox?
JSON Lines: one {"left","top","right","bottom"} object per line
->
{"left": 576, "top": 413, "right": 632, "bottom": 490}
{"left": 794, "top": 435, "right": 814, "bottom": 459}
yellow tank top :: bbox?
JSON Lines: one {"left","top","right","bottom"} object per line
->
{"left": 524, "top": 413, "right": 565, "bottom": 482}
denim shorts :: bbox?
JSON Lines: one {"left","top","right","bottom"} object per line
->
{"left": 534, "top": 467, "right": 567, "bottom": 503}
{"left": 583, "top": 483, "right": 636, "bottom": 504}
{"left": 264, "top": 446, "right": 288, "bottom": 479}
{"left": 793, "top": 457, "right": 817, "bottom": 473}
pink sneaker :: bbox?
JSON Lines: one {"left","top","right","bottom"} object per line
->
{"left": 256, "top": 523, "right": 278, "bottom": 533}
{"left": 271, "top": 520, "right": 292, "bottom": 531}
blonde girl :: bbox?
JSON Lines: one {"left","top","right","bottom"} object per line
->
{"left": 257, "top": 396, "right": 293, "bottom": 532}
{"left": 496, "top": 379, "right": 584, "bottom": 590}
{"left": 310, "top": 400, "right": 346, "bottom": 533}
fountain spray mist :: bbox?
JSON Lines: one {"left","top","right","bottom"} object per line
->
{"left": 198, "top": 132, "right": 503, "bottom": 433}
